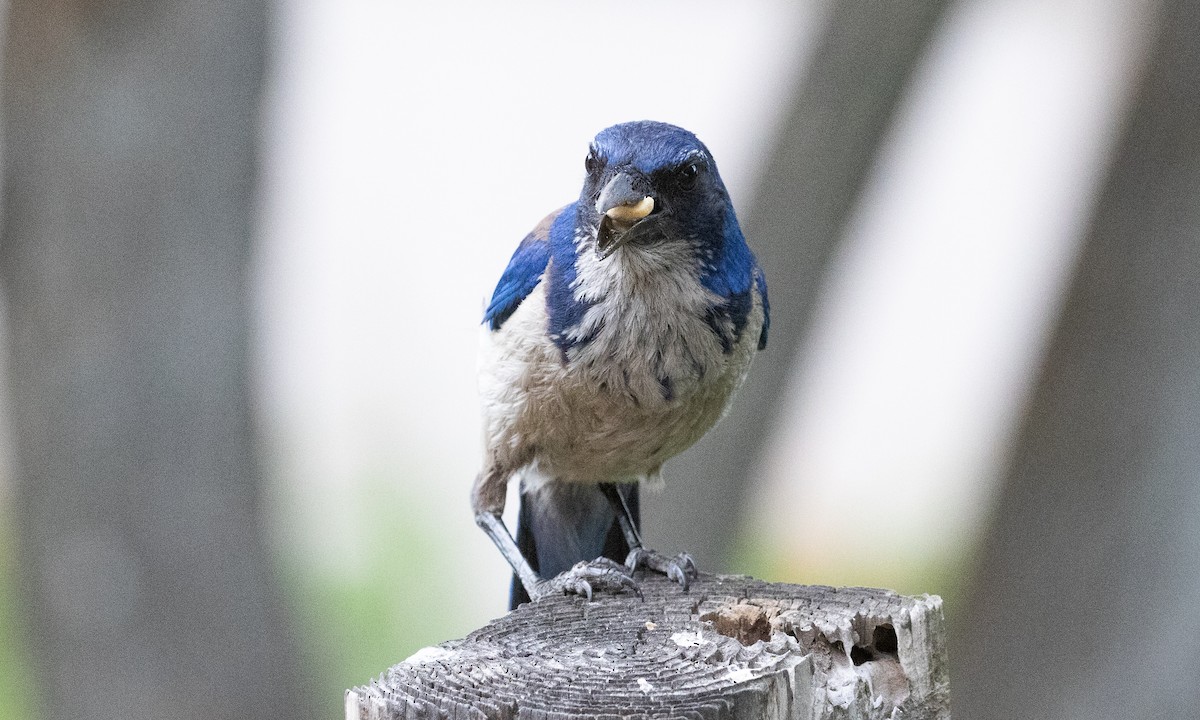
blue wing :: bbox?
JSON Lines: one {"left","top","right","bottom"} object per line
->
{"left": 484, "top": 208, "right": 565, "bottom": 330}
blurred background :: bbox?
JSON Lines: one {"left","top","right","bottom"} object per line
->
{"left": 2, "top": 0, "right": 1197, "bottom": 718}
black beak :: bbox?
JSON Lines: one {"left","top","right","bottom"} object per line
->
{"left": 595, "top": 171, "right": 655, "bottom": 259}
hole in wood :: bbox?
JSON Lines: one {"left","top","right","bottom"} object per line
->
{"left": 699, "top": 601, "right": 776, "bottom": 645}
{"left": 850, "top": 644, "right": 872, "bottom": 666}
{"left": 874, "top": 623, "right": 898, "bottom": 655}
{"left": 848, "top": 624, "right": 899, "bottom": 665}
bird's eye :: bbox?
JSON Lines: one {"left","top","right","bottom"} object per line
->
{"left": 678, "top": 162, "right": 701, "bottom": 189}
{"left": 585, "top": 149, "right": 601, "bottom": 175}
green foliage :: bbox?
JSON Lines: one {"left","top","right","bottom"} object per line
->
{"left": 0, "top": 514, "right": 39, "bottom": 720}
{"left": 279, "top": 476, "right": 481, "bottom": 720}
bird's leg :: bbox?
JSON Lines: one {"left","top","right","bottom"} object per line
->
{"left": 599, "top": 483, "right": 698, "bottom": 591}
{"left": 473, "top": 511, "right": 542, "bottom": 596}
{"left": 473, "top": 469, "right": 638, "bottom": 603}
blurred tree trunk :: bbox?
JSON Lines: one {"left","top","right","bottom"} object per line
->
{"left": 646, "top": 0, "right": 954, "bottom": 567}
{"left": 954, "top": 1, "right": 1200, "bottom": 717}
{"left": 0, "top": 2, "right": 309, "bottom": 719}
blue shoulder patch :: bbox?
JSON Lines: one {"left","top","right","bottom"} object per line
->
{"left": 699, "top": 206, "right": 759, "bottom": 352}
{"left": 484, "top": 208, "right": 565, "bottom": 330}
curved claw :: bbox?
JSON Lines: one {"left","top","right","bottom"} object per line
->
{"left": 667, "top": 562, "right": 687, "bottom": 588}
{"left": 667, "top": 555, "right": 694, "bottom": 592}
{"left": 624, "top": 547, "right": 648, "bottom": 574}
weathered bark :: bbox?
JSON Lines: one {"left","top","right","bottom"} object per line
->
{"left": 649, "top": 0, "right": 955, "bottom": 568}
{"left": 954, "top": 1, "right": 1200, "bottom": 718}
{"left": 349, "top": 574, "right": 949, "bottom": 719}
{"left": 1, "top": 1, "right": 308, "bottom": 718}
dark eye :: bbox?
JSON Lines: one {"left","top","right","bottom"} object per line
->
{"left": 678, "top": 162, "right": 701, "bottom": 189}
{"left": 585, "top": 149, "right": 601, "bottom": 174}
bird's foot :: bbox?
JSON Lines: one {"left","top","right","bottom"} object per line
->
{"left": 532, "top": 557, "right": 642, "bottom": 602}
{"left": 625, "top": 548, "right": 698, "bottom": 591}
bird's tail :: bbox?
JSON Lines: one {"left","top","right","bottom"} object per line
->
{"left": 510, "top": 481, "right": 638, "bottom": 609}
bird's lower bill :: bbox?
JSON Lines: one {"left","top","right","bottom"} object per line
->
{"left": 596, "top": 216, "right": 636, "bottom": 259}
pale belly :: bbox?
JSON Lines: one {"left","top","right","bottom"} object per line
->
{"left": 479, "top": 282, "right": 763, "bottom": 485}
{"left": 517, "top": 360, "right": 745, "bottom": 483}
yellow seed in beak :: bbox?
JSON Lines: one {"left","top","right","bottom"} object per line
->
{"left": 604, "top": 196, "right": 654, "bottom": 223}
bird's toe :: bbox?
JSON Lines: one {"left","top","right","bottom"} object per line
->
{"left": 626, "top": 548, "right": 699, "bottom": 591}
{"left": 534, "top": 557, "right": 641, "bottom": 602}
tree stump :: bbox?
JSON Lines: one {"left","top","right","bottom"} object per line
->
{"left": 346, "top": 573, "right": 949, "bottom": 719}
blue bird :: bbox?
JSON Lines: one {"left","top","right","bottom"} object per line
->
{"left": 473, "top": 121, "right": 769, "bottom": 608}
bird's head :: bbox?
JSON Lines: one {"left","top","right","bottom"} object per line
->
{"left": 578, "top": 121, "right": 732, "bottom": 261}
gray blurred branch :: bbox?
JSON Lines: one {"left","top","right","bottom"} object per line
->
{"left": 647, "top": 0, "right": 954, "bottom": 568}
{"left": 954, "top": 1, "right": 1200, "bottom": 717}
{"left": 0, "top": 1, "right": 308, "bottom": 718}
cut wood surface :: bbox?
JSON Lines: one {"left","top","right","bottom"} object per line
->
{"left": 347, "top": 573, "right": 948, "bottom": 719}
